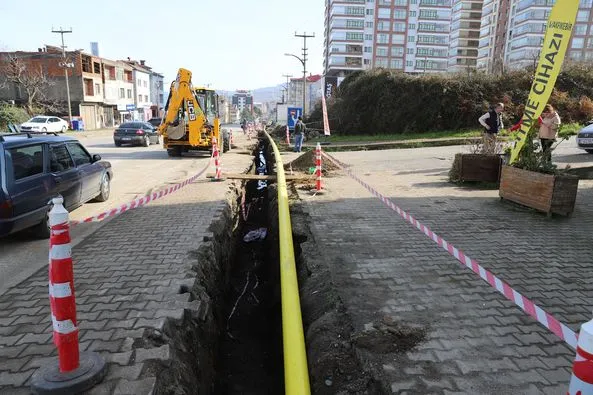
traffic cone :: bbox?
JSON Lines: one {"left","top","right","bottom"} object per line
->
{"left": 568, "top": 319, "right": 593, "bottom": 394}
{"left": 315, "top": 143, "right": 323, "bottom": 192}
{"left": 230, "top": 130, "right": 234, "bottom": 149}
{"left": 211, "top": 137, "right": 224, "bottom": 182}
{"left": 30, "top": 197, "right": 106, "bottom": 393}
{"left": 286, "top": 125, "right": 290, "bottom": 145}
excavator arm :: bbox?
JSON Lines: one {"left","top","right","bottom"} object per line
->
{"left": 157, "top": 68, "right": 210, "bottom": 146}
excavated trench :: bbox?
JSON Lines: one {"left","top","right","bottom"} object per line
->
{"left": 213, "top": 137, "right": 284, "bottom": 394}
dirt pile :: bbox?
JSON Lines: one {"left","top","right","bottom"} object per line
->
{"left": 284, "top": 150, "right": 341, "bottom": 174}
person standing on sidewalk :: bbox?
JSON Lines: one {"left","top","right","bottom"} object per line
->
{"left": 478, "top": 103, "right": 505, "bottom": 154}
{"left": 539, "top": 104, "right": 561, "bottom": 163}
{"left": 294, "top": 116, "right": 306, "bottom": 153}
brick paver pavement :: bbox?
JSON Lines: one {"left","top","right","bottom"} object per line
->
{"left": 297, "top": 146, "right": 593, "bottom": 394}
{"left": 0, "top": 137, "right": 253, "bottom": 394}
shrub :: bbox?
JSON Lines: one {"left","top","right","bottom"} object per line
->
{"left": 0, "top": 103, "right": 29, "bottom": 130}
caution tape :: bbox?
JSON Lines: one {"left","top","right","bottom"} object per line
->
{"left": 322, "top": 151, "right": 578, "bottom": 350}
{"left": 70, "top": 153, "right": 213, "bottom": 226}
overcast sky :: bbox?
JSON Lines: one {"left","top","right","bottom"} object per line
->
{"left": 0, "top": 0, "right": 325, "bottom": 91}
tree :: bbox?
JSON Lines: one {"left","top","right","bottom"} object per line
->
{"left": 240, "top": 108, "right": 254, "bottom": 122}
{"left": 1, "top": 55, "right": 55, "bottom": 116}
{"left": 253, "top": 106, "right": 262, "bottom": 118}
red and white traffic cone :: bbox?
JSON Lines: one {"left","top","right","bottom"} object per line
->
{"left": 568, "top": 319, "right": 593, "bottom": 395}
{"left": 230, "top": 130, "right": 234, "bottom": 149}
{"left": 286, "top": 125, "right": 290, "bottom": 146}
{"left": 211, "top": 137, "right": 224, "bottom": 182}
{"left": 30, "top": 197, "right": 106, "bottom": 393}
{"left": 315, "top": 143, "right": 323, "bottom": 192}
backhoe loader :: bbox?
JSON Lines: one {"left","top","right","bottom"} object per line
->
{"left": 158, "top": 68, "right": 228, "bottom": 157}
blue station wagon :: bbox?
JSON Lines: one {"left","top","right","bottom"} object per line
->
{"left": 0, "top": 133, "right": 113, "bottom": 238}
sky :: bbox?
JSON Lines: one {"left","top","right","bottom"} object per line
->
{"left": 0, "top": 0, "right": 325, "bottom": 92}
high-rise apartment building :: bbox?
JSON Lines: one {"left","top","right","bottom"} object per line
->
{"left": 448, "top": 0, "right": 484, "bottom": 71}
{"left": 478, "top": 0, "right": 593, "bottom": 71}
{"left": 323, "top": 0, "right": 593, "bottom": 78}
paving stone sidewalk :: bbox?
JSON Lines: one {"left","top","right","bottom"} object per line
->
{"left": 0, "top": 139, "right": 253, "bottom": 394}
{"left": 297, "top": 148, "right": 593, "bottom": 394}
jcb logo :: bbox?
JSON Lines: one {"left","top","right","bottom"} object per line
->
{"left": 187, "top": 100, "right": 196, "bottom": 121}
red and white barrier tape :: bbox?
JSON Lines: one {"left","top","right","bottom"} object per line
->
{"left": 70, "top": 152, "right": 213, "bottom": 226}
{"left": 322, "top": 151, "right": 579, "bottom": 350}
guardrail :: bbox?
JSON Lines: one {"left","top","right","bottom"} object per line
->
{"left": 263, "top": 130, "right": 311, "bottom": 395}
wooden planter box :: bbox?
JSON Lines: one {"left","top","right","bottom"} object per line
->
{"left": 499, "top": 165, "right": 579, "bottom": 216}
{"left": 453, "top": 154, "right": 502, "bottom": 183}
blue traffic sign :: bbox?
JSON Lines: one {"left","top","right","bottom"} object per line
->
{"left": 126, "top": 104, "right": 136, "bottom": 111}
{"left": 287, "top": 107, "right": 302, "bottom": 130}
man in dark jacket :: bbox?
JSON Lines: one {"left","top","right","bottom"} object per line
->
{"left": 478, "top": 103, "right": 504, "bottom": 154}
{"left": 294, "top": 116, "right": 306, "bottom": 153}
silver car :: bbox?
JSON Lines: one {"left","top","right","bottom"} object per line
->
{"left": 576, "top": 121, "right": 593, "bottom": 154}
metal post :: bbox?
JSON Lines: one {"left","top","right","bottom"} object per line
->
{"left": 282, "top": 74, "right": 293, "bottom": 105}
{"left": 295, "top": 32, "right": 315, "bottom": 117}
{"left": 52, "top": 28, "right": 73, "bottom": 127}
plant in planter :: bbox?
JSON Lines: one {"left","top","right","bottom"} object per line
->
{"left": 449, "top": 134, "right": 508, "bottom": 184}
{"left": 499, "top": 124, "right": 579, "bottom": 216}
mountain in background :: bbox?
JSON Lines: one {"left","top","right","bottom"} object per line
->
{"left": 217, "top": 84, "right": 284, "bottom": 103}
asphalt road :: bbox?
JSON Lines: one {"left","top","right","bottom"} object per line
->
{"left": 0, "top": 129, "right": 232, "bottom": 295}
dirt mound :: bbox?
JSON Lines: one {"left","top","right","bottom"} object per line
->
{"left": 284, "top": 150, "right": 341, "bottom": 173}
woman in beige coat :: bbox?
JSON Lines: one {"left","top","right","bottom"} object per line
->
{"left": 539, "top": 104, "right": 561, "bottom": 163}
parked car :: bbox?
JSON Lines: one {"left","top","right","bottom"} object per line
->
{"left": 0, "top": 133, "right": 112, "bottom": 238}
{"left": 113, "top": 122, "right": 160, "bottom": 147}
{"left": 148, "top": 118, "right": 162, "bottom": 128}
{"left": 576, "top": 122, "right": 593, "bottom": 154}
{"left": 20, "top": 116, "right": 69, "bottom": 133}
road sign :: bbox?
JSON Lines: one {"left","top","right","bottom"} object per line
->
{"left": 287, "top": 107, "right": 302, "bottom": 130}
{"left": 126, "top": 104, "right": 136, "bottom": 111}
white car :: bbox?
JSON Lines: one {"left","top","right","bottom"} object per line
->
{"left": 20, "top": 116, "right": 69, "bottom": 133}
{"left": 576, "top": 121, "right": 593, "bottom": 154}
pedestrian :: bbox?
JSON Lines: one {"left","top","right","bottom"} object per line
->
{"left": 294, "top": 116, "right": 306, "bottom": 153}
{"left": 478, "top": 103, "right": 505, "bottom": 154}
{"left": 538, "top": 104, "right": 561, "bottom": 163}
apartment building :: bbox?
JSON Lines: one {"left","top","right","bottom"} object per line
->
{"left": 411, "top": 0, "right": 453, "bottom": 72}
{"left": 287, "top": 74, "right": 323, "bottom": 115}
{"left": 232, "top": 90, "right": 253, "bottom": 114}
{"left": 323, "top": 0, "right": 371, "bottom": 80}
{"left": 479, "top": 0, "right": 593, "bottom": 71}
{"left": 101, "top": 59, "right": 135, "bottom": 126}
{"left": 448, "top": 0, "right": 484, "bottom": 71}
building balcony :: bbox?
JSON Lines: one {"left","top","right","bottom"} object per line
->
{"left": 419, "top": 0, "right": 451, "bottom": 6}
{"left": 516, "top": 0, "right": 555, "bottom": 12}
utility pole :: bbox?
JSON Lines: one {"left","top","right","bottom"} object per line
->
{"left": 294, "top": 32, "right": 315, "bottom": 117}
{"left": 282, "top": 74, "right": 293, "bottom": 105}
{"left": 52, "top": 27, "right": 73, "bottom": 126}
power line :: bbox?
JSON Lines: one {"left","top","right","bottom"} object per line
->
{"left": 294, "top": 32, "right": 314, "bottom": 117}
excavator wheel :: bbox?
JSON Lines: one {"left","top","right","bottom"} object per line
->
{"left": 167, "top": 146, "right": 182, "bottom": 157}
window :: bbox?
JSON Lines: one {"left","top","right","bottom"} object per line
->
{"left": 574, "top": 24, "right": 588, "bottom": 35}
{"left": 572, "top": 37, "right": 585, "bottom": 49}
{"left": 406, "top": 60, "right": 414, "bottom": 66}
{"left": 366, "top": 8, "right": 374, "bottom": 15}
{"left": 577, "top": 10, "right": 589, "bottom": 22}
{"left": 139, "top": 95, "right": 143, "bottom": 102}
{"left": 143, "top": 81, "right": 147, "bottom": 88}
{"left": 365, "top": 21, "right": 374, "bottom": 28}
{"left": 378, "top": 8, "right": 390, "bottom": 18}
{"left": 408, "top": 35, "right": 416, "bottom": 43}
{"left": 127, "top": 89, "right": 132, "bottom": 98}
{"left": 394, "top": 9, "right": 407, "bottom": 19}
{"left": 364, "top": 59, "right": 371, "bottom": 64}
{"left": 346, "top": 32, "right": 364, "bottom": 40}
{"left": 66, "top": 144, "right": 91, "bottom": 167}
{"left": 346, "top": 6, "right": 365, "bottom": 14}
{"left": 391, "top": 46, "right": 404, "bottom": 56}
{"left": 377, "top": 21, "right": 389, "bottom": 30}
{"left": 410, "top": 10, "right": 417, "bottom": 17}
{"left": 365, "top": 34, "right": 373, "bottom": 40}
{"left": 394, "top": 0, "right": 407, "bottom": 5}
{"left": 144, "top": 95, "right": 149, "bottom": 102}
{"left": 376, "top": 47, "right": 388, "bottom": 56}
{"left": 347, "top": 19, "right": 364, "bottom": 28}
{"left": 9, "top": 145, "right": 44, "bottom": 180}
{"left": 119, "top": 88, "right": 125, "bottom": 98}
{"left": 137, "top": 79, "right": 141, "bottom": 85}
{"left": 364, "top": 46, "right": 373, "bottom": 52}
{"left": 377, "top": 33, "right": 389, "bottom": 44}
{"left": 392, "top": 34, "right": 405, "bottom": 44}
{"left": 50, "top": 145, "right": 74, "bottom": 173}
{"left": 393, "top": 22, "right": 406, "bottom": 32}
{"left": 407, "top": 48, "right": 414, "bottom": 54}
{"left": 93, "top": 62, "right": 101, "bottom": 74}
{"left": 390, "top": 59, "right": 403, "bottom": 68}
{"left": 159, "top": 94, "right": 164, "bottom": 103}
{"left": 409, "top": 23, "right": 416, "bottom": 30}
{"left": 375, "top": 58, "right": 388, "bottom": 67}
{"left": 94, "top": 83, "right": 101, "bottom": 95}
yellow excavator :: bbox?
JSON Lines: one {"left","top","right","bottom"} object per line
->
{"left": 158, "top": 68, "right": 228, "bottom": 157}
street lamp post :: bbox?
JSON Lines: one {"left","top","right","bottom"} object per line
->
{"left": 284, "top": 53, "right": 306, "bottom": 116}
{"left": 52, "top": 27, "right": 73, "bottom": 127}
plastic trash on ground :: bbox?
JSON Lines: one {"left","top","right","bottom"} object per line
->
{"left": 243, "top": 228, "right": 267, "bottom": 243}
